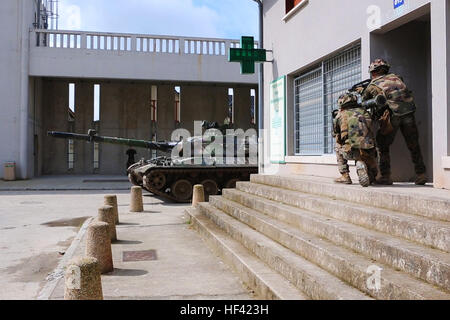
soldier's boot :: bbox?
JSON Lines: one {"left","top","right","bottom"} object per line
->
{"left": 356, "top": 161, "right": 370, "bottom": 188}
{"left": 369, "top": 169, "right": 378, "bottom": 184}
{"left": 334, "top": 173, "right": 352, "bottom": 184}
{"left": 415, "top": 173, "right": 427, "bottom": 186}
{"left": 375, "top": 174, "right": 393, "bottom": 185}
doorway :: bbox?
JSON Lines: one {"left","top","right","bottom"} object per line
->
{"left": 370, "top": 10, "right": 432, "bottom": 182}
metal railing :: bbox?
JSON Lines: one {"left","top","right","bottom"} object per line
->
{"left": 32, "top": 29, "right": 252, "bottom": 56}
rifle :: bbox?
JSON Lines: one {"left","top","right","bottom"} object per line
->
{"left": 350, "top": 79, "right": 371, "bottom": 93}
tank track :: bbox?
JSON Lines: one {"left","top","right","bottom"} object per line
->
{"left": 137, "top": 166, "right": 258, "bottom": 203}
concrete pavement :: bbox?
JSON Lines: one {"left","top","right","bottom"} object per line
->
{"left": 0, "top": 175, "right": 131, "bottom": 191}
{"left": 0, "top": 176, "right": 255, "bottom": 300}
{"left": 47, "top": 193, "right": 255, "bottom": 300}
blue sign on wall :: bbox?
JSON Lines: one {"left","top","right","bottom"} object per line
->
{"left": 394, "top": 0, "right": 405, "bottom": 9}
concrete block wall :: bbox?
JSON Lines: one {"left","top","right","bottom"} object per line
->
{"left": 180, "top": 85, "right": 229, "bottom": 134}
{"left": 98, "top": 82, "right": 152, "bottom": 175}
{"left": 233, "top": 87, "right": 256, "bottom": 131}
{"left": 74, "top": 82, "right": 94, "bottom": 174}
{"left": 42, "top": 80, "right": 70, "bottom": 174}
{"left": 157, "top": 85, "right": 176, "bottom": 141}
{"left": 38, "top": 79, "right": 257, "bottom": 175}
{"left": 0, "top": 0, "right": 36, "bottom": 179}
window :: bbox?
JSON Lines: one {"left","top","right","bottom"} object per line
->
{"left": 228, "top": 88, "right": 234, "bottom": 124}
{"left": 68, "top": 83, "right": 75, "bottom": 170}
{"left": 93, "top": 84, "right": 101, "bottom": 170}
{"left": 250, "top": 89, "right": 256, "bottom": 125}
{"left": 94, "top": 84, "right": 100, "bottom": 122}
{"left": 294, "top": 44, "right": 361, "bottom": 155}
{"left": 175, "top": 86, "right": 181, "bottom": 123}
{"left": 151, "top": 85, "right": 157, "bottom": 122}
{"left": 93, "top": 142, "right": 99, "bottom": 169}
{"left": 286, "top": 0, "right": 304, "bottom": 14}
{"left": 68, "top": 139, "right": 74, "bottom": 170}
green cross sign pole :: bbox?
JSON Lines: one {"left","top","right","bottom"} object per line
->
{"left": 229, "top": 36, "right": 267, "bottom": 74}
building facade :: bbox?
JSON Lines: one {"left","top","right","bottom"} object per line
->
{"left": 262, "top": 0, "right": 450, "bottom": 190}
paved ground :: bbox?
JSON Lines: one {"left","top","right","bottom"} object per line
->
{"left": 0, "top": 176, "right": 254, "bottom": 300}
{"left": 0, "top": 175, "right": 131, "bottom": 191}
{"left": 2, "top": 175, "right": 448, "bottom": 300}
{"left": 49, "top": 197, "right": 254, "bottom": 300}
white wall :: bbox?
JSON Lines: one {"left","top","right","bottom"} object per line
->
{"left": 0, "top": 0, "right": 36, "bottom": 179}
{"left": 29, "top": 32, "right": 258, "bottom": 85}
{"left": 262, "top": 0, "right": 450, "bottom": 188}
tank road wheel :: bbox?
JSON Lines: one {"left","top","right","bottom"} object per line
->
{"left": 201, "top": 179, "right": 219, "bottom": 201}
{"left": 144, "top": 171, "right": 166, "bottom": 191}
{"left": 128, "top": 173, "right": 140, "bottom": 187}
{"left": 171, "top": 179, "right": 193, "bottom": 202}
{"left": 225, "top": 178, "right": 239, "bottom": 189}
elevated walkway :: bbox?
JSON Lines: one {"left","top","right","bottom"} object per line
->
{"left": 29, "top": 29, "right": 258, "bottom": 84}
{"left": 186, "top": 174, "right": 450, "bottom": 300}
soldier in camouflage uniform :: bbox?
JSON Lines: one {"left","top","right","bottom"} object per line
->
{"left": 334, "top": 142, "right": 352, "bottom": 184}
{"left": 333, "top": 92, "right": 378, "bottom": 187}
{"left": 362, "top": 59, "right": 427, "bottom": 185}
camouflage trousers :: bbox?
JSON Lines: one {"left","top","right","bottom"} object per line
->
{"left": 376, "top": 113, "right": 426, "bottom": 176}
{"left": 336, "top": 145, "right": 378, "bottom": 180}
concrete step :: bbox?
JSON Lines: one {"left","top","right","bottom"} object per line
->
{"left": 185, "top": 207, "right": 309, "bottom": 300}
{"left": 211, "top": 195, "right": 450, "bottom": 300}
{"left": 234, "top": 182, "right": 450, "bottom": 252}
{"left": 226, "top": 186, "right": 450, "bottom": 292}
{"left": 196, "top": 203, "right": 372, "bottom": 300}
{"left": 250, "top": 175, "right": 450, "bottom": 222}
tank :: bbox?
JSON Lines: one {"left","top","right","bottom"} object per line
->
{"left": 48, "top": 125, "right": 258, "bottom": 203}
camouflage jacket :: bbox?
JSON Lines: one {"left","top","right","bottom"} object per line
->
{"left": 333, "top": 104, "right": 375, "bottom": 151}
{"left": 362, "top": 73, "right": 416, "bottom": 117}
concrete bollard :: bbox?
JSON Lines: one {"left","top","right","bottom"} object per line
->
{"left": 192, "top": 184, "right": 205, "bottom": 207}
{"left": 130, "top": 186, "right": 144, "bottom": 212}
{"left": 97, "top": 205, "right": 117, "bottom": 241}
{"left": 85, "top": 221, "right": 113, "bottom": 274}
{"left": 104, "top": 195, "right": 119, "bottom": 225}
{"left": 64, "top": 256, "right": 103, "bottom": 300}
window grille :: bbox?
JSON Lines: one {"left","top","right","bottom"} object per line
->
{"left": 68, "top": 139, "right": 74, "bottom": 170}
{"left": 294, "top": 45, "right": 361, "bottom": 155}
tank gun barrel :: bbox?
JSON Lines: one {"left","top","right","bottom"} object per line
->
{"left": 47, "top": 130, "right": 177, "bottom": 152}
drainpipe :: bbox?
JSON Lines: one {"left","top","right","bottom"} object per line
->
{"left": 252, "top": 0, "right": 264, "bottom": 173}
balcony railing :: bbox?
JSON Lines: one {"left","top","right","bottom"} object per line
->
{"left": 32, "top": 29, "right": 256, "bottom": 56}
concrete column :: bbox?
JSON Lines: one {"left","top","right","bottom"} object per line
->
{"left": 233, "top": 87, "right": 252, "bottom": 130}
{"left": 431, "top": 0, "right": 450, "bottom": 189}
{"left": 157, "top": 85, "right": 176, "bottom": 141}
{"left": 123, "top": 83, "right": 151, "bottom": 165}
{"left": 180, "top": 85, "right": 228, "bottom": 134}
{"left": 98, "top": 82, "right": 152, "bottom": 174}
{"left": 42, "top": 80, "right": 69, "bottom": 174}
{"left": 18, "top": 0, "right": 31, "bottom": 179}
{"left": 99, "top": 82, "right": 126, "bottom": 174}
{"left": 32, "top": 77, "right": 44, "bottom": 176}
{"left": 74, "top": 82, "right": 94, "bottom": 174}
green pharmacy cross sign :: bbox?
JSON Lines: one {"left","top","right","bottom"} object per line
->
{"left": 229, "top": 36, "right": 267, "bottom": 74}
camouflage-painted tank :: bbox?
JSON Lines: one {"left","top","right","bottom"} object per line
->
{"left": 48, "top": 124, "right": 258, "bottom": 203}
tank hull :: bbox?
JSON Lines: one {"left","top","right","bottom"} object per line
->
{"left": 128, "top": 165, "right": 258, "bottom": 203}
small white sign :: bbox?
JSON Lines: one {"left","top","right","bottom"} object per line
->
{"left": 269, "top": 76, "right": 286, "bottom": 164}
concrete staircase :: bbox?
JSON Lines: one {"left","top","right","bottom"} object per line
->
{"left": 185, "top": 174, "right": 450, "bottom": 300}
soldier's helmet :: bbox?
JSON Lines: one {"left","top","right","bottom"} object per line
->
{"left": 369, "top": 59, "right": 391, "bottom": 73}
{"left": 338, "top": 92, "right": 359, "bottom": 108}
